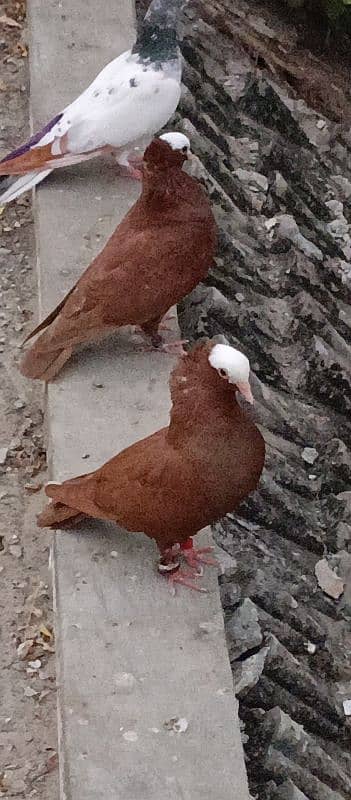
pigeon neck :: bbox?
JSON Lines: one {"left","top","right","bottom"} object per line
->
{"left": 133, "top": 21, "right": 179, "bottom": 64}
{"left": 141, "top": 165, "right": 188, "bottom": 207}
{"left": 143, "top": 0, "right": 183, "bottom": 30}
{"left": 168, "top": 360, "right": 242, "bottom": 445}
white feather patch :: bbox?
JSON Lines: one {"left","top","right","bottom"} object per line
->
{"left": 208, "top": 344, "right": 250, "bottom": 384}
{"left": 159, "top": 132, "right": 190, "bottom": 151}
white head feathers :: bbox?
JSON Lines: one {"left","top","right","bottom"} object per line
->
{"left": 208, "top": 343, "right": 250, "bottom": 385}
{"left": 159, "top": 132, "right": 190, "bottom": 153}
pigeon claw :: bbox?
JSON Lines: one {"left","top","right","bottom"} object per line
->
{"left": 156, "top": 339, "right": 188, "bottom": 356}
{"left": 117, "top": 163, "right": 143, "bottom": 181}
{"left": 180, "top": 540, "right": 219, "bottom": 570}
{"left": 158, "top": 547, "right": 208, "bottom": 593}
{"left": 166, "top": 568, "right": 208, "bottom": 594}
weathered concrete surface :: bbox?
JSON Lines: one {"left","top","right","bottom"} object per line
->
{"left": 28, "top": 1, "right": 250, "bottom": 798}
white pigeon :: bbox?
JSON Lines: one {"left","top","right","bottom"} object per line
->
{"left": 0, "top": 0, "right": 184, "bottom": 203}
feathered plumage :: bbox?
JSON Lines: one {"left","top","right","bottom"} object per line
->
{"left": 38, "top": 339, "right": 265, "bottom": 590}
{"left": 20, "top": 133, "right": 218, "bottom": 381}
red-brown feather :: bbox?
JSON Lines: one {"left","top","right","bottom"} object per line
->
{"left": 38, "top": 340, "right": 265, "bottom": 556}
{"left": 0, "top": 143, "right": 62, "bottom": 175}
{"left": 20, "top": 139, "right": 218, "bottom": 381}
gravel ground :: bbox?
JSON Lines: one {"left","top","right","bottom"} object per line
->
{"left": 0, "top": 3, "right": 58, "bottom": 797}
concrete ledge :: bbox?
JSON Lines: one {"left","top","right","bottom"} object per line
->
{"left": 28, "top": 1, "right": 250, "bottom": 797}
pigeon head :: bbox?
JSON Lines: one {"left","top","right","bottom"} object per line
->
{"left": 134, "top": 0, "right": 184, "bottom": 64}
{"left": 208, "top": 342, "right": 253, "bottom": 404}
{"left": 143, "top": 132, "right": 190, "bottom": 171}
{"left": 144, "top": 0, "right": 185, "bottom": 29}
{"left": 170, "top": 339, "right": 254, "bottom": 422}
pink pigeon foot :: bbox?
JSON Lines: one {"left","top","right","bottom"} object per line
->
{"left": 116, "top": 163, "right": 142, "bottom": 181}
{"left": 149, "top": 331, "right": 188, "bottom": 355}
{"left": 157, "top": 339, "right": 188, "bottom": 355}
{"left": 158, "top": 546, "right": 207, "bottom": 593}
{"left": 180, "top": 538, "right": 218, "bottom": 572}
{"left": 166, "top": 568, "right": 208, "bottom": 593}
{"left": 137, "top": 331, "right": 188, "bottom": 356}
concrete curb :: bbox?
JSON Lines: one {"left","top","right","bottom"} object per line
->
{"left": 28, "top": 1, "right": 250, "bottom": 797}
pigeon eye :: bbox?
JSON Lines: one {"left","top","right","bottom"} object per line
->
{"left": 218, "top": 368, "right": 228, "bottom": 379}
{"left": 182, "top": 146, "right": 188, "bottom": 153}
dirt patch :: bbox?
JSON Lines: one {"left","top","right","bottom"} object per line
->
{"left": 0, "top": 2, "right": 58, "bottom": 797}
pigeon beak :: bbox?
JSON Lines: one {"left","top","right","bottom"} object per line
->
{"left": 236, "top": 381, "right": 254, "bottom": 405}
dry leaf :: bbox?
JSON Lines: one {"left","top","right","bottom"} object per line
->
{"left": 17, "top": 639, "right": 34, "bottom": 660}
{"left": 24, "top": 482, "right": 43, "bottom": 493}
{"left": 9, "top": 544, "right": 22, "bottom": 559}
{"left": 24, "top": 686, "right": 38, "bottom": 698}
{"left": 0, "top": 206, "right": 5, "bottom": 216}
{"left": 46, "top": 753, "right": 58, "bottom": 772}
{"left": 39, "top": 668, "right": 51, "bottom": 680}
{"left": 42, "top": 643, "right": 55, "bottom": 653}
{"left": 28, "top": 659, "right": 41, "bottom": 670}
{"left": 0, "top": 80, "right": 7, "bottom": 91}
{"left": 38, "top": 689, "right": 51, "bottom": 702}
{"left": 14, "top": 42, "right": 27, "bottom": 57}
{"left": 1, "top": 776, "right": 27, "bottom": 796}
{"left": 39, "top": 624, "right": 53, "bottom": 641}
{"left": 31, "top": 607, "right": 43, "bottom": 620}
{"left": 0, "top": 14, "right": 22, "bottom": 28}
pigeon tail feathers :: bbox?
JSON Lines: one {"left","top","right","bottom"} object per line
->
{"left": 20, "top": 339, "right": 73, "bottom": 382}
{"left": 0, "top": 170, "right": 52, "bottom": 204}
{"left": 0, "top": 113, "right": 63, "bottom": 164}
{"left": 37, "top": 499, "right": 84, "bottom": 528}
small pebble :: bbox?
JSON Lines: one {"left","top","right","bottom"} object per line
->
{"left": 306, "top": 641, "right": 316, "bottom": 654}
{"left": 264, "top": 216, "right": 278, "bottom": 231}
{"left": 123, "top": 730, "right": 138, "bottom": 742}
{"left": 9, "top": 544, "right": 22, "bottom": 559}
{"left": 24, "top": 686, "right": 38, "bottom": 698}
{"left": 302, "top": 447, "right": 318, "bottom": 465}
{"left": 164, "top": 716, "right": 189, "bottom": 734}
{"left": 114, "top": 672, "right": 136, "bottom": 692}
{"left": 0, "top": 447, "right": 8, "bottom": 465}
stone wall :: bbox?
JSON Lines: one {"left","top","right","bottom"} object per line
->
{"left": 140, "top": 1, "right": 351, "bottom": 796}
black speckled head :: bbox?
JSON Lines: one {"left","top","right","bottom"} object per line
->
{"left": 133, "top": 0, "right": 184, "bottom": 64}
{"left": 133, "top": 23, "right": 179, "bottom": 64}
{"left": 144, "top": 0, "right": 185, "bottom": 28}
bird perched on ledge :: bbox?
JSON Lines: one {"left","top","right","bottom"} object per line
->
{"left": 0, "top": 0, "right": 184, "bottom": 203}
{"left": 19, "top": 132, "right": 218, "bottom": 382}
{"left": 37, "top": 339, "right": 265, "bottom": 592}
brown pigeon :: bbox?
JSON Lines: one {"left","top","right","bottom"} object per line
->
{"left": 20, "top": 131, "right": 218, "bottom": 382}
{"left": 38, "top": 339, "right": 265, "bottom": 591}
